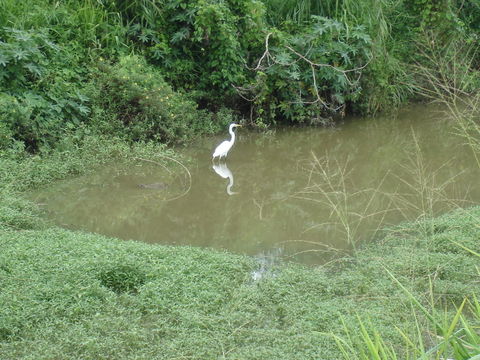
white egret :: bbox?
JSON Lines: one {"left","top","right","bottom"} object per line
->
{"left": 212, "top": 123, "right": 242, "bottom": 162}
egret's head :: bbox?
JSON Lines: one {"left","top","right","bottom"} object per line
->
{"left": 230, "top": 123, "right": 242, "bottom": 130}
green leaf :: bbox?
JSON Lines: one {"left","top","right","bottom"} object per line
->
{"left": 12, "top": 48, "right": 29, "bottom": 61}
{"left": 0, "top": 53, "right": 9, "bottom": 66}
{"left": 23, "top": 63, "right": 42, "bottom": 77}
{"left": 77, "top": 105, "right": 90, "bottom": 115}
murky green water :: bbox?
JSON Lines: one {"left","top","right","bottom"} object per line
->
{"left": 32, "top": 105, "right": 480, "bottom": 264}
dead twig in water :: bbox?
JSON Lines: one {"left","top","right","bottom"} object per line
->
{"left": 133, "top": 156, "right": 172, "bottom": 175}
{"left": 134, "top": 156, "right": 192, "bottom": 202}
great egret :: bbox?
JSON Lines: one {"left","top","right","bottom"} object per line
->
{"left": 212, "top": 123, "right": 242, "bottom": 162}
{"left": 212, "top": 163, "right": 238, "bottom": 195}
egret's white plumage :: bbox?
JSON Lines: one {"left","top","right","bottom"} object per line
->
{"left": 212, "top": 123, "right": 242, "bottom": 161}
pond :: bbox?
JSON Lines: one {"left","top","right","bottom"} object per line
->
{"left": 32, "top": 104, "right": 480, "bottom": 265}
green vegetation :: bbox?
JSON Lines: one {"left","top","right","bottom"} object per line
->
{"left": 1, "top": 0, "right": 479, "bottom": 154}
{"left": 1, "top": 0, "right": 480, "bottom": 358}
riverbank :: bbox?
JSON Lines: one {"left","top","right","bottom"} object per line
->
{"left": 1, "top": 142, "right": 479, "bottom": 359}
{"left": 1, "top": 206, "right": 478, "bottom": 358}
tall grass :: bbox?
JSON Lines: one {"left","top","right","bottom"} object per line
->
{"left": 315, "top": 206, "right": 480, "bottom": 359}
{"left": 63, "top": 0, "right": 127, "bottom": 53}
{"left": 331, "top": 261, "right": 480, "bottom": 359}
{"left": 294, "top": 131, "right": 470, "bottom": 253}
{"left": 412, "top": 45, "right": 480, "bottom": 350}
{"left": 262, "top": 0, "right": 394, "bottom": 27}
{"left": 0, "top": 0, "right": 127, "bottom": 57}
{"left": 294, "top": 37, "right": 480, "bottom": 351}
{"left": 411, "top": 33, "right": 480, "bottom": 168}
{"left": 0, "top": 0, "right": 36, "bottom": 27}
{"left": 319, "top": 207, "right": 480, "bottom": 359}
{"left": 294, "top": 152, "right": 392, "bottom": 251}
{"left": 382, "top": 130, "right": 470, "bottom": 238}
{"left": 262, "top": 0, "right": 338, "bottom": 24}
{"left": 107, "top": 0, "right": 163, "bottom": 27}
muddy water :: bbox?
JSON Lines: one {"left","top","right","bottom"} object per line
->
{"left": 32, "top": 105, "right": 480, "bottom": 264}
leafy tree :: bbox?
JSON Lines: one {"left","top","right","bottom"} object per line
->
{"left": 235, "top": 17, "right": 372, "bottom": 125}
{"left": 111, "top": 0, "right": 266, "bottom": 106}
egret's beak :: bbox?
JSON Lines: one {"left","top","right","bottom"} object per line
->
{"left": 236, "top": 124, "right": 243, "bottom": 127}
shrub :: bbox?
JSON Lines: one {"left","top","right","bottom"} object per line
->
{"left": 0, "top": 27, "right": 58, "bottom": 88}
{"left": 110, "top": 0, "right": 266, "bottom": 106}
{"left": 0, "top": 28, "right": 92, "bottom": 152}
{"left": 94, "top": 55, "right": 220, "bottom": 143}
{"left": 0, "top": 121, "right": 12, "bottom": 150}
{"left": 236, "top": 17, "right": 372, "bottom": 125}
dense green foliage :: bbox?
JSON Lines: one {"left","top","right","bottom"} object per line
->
{"left": 0, "top": 0, "right": 226, "bottom": 153}
{"left": 0, "top": 26, "right": 91, "bottom": 152}
{"left": 120, "top": 0, "right": 266, "bottom": 101}
{"left": 238, "top": 18, "right": 372, "bottom": 125}
{"left": 95, "top": 55, "right": 220, "bottom": 143}
{"left": 1, "top": 0, "right": 479, "bottom": 153}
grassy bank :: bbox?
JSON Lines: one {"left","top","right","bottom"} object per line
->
{"left": 0, "top": 202, "right": 479, "bottom": 358}
{"left": 0, "top": 135, "right": 175, "bottom": 193}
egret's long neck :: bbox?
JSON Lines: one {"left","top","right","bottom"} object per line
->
{"left": 229, "top": 126, "right": 236, "bottom": 145}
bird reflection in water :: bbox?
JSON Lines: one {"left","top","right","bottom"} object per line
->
{"left": 212, "top": 163, "right": 238, "bottom": 195}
